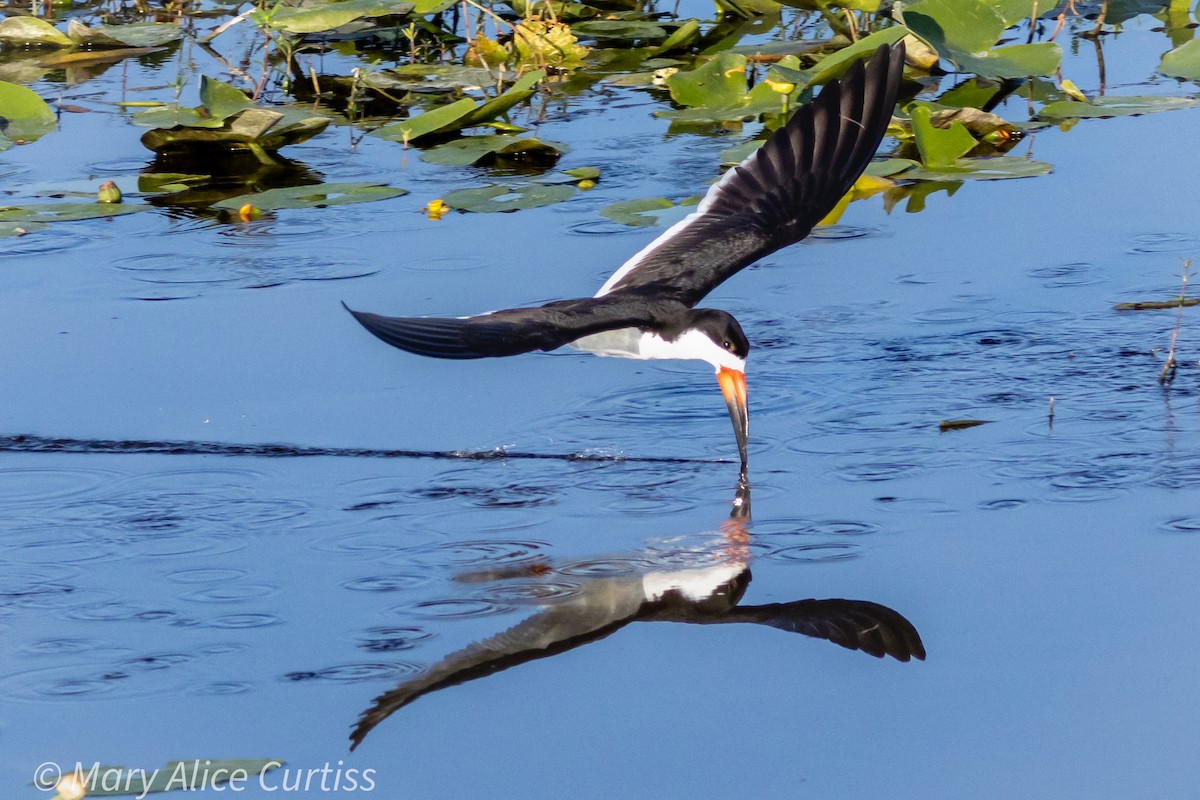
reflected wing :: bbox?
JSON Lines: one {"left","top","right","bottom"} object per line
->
{"left": 344, "top": 295, "right": 683, "bottom": 360}
{"left": 596, "top": 43, "right": 905, "bottom": 307}
{"left": 716, "top": 598, "right": 925, "bottom": 662}
{"left": 350, "top": 579, "right": 645, "bottom": 749}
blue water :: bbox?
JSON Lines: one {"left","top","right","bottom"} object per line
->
{"left": 3, "top": 10, "right": 1200, "bottom": 799}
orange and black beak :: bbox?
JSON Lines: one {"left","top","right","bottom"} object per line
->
{"left": 717, "top": 366, "right": 749, "bottom": 470}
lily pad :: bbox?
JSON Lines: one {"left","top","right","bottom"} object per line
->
{"left": 1161, "top": 37, "right": 1200, "bottom": 81}
{"left": 900, "top": 156, "right": 1052, "bottom": 181}
{"left": 0, "top": 80, "right": 56, "bottom": 145}
{"left": 199, "top": 76, "right": 253, "bottom": 120}
{"left": 1037, "top": 95, "right": 1200, "bottom": 120}
{"left": 443, "top": 183, "right": 577, "bottom": 212}
{"left": 420, "top": 135, "right": 565, "bottom": 166}
{"left": 265, "top": 0, "right": 416, "bottom": 35}
{"left": 0, "top": 16, "right": 73, "bottom": 47}
{"left": 68, "top": 20, "right": 182, "bottom": 47}
{"left": 600, "top": 197, "right": 674, "bottom": 226}
{"left": 0, "top": 220, "right": 48, "bottom": 237}
{"left": 910, "top": 105, "right": 976, "bottom": 168}
{"left": 570, "top": 20, "right": 669, "bottom": 41}
{"left": 213, "top": 182, "right": 407, "bottom": 210}
{"left": 375, "top": 71, "right": 545, "bottom": 143}
{"left": 666, "top": 51, "right": 747, "bottom": 108}
{"left": 904, "top": 0, "right": 1061, "bottom": 78}
{"left": 140, "top": 111, "right": 330, "bottom": 156}
{"left": 0, "top": 203, "right": 149, "bottom": 222}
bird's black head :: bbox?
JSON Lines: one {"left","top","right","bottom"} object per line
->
{"left": 687, "top": 308, "right": 750, "bottom": 360}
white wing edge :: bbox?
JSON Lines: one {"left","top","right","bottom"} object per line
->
{"left": 594, "top": 147, "right": 763, "bottom": 298}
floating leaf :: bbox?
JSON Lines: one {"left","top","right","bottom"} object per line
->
{"left": 1037, "top": 95, "right": 1200, "bottom": 120}
{"left": 376, "top": 99, "right": 477, "bottom": 142}
{"left": 199, "top": 76, "right": 253, "bottom": 120}
{"left": 0, "top": 220, "right": 48, "bottom": 237}
{"left": 667, "top": 51, "right": 747, "bottom": 108}
{"left": 69, "top": 21, "right": 182, "bottom": 47}
{"left": 266, "top": 0, "right": 416, "bottom": 34}
{"left": 904, "top": 0, "right": 1061, "bottom": 78}
{"left": 0, "top": 80, "right": 56, "bottom": 144}
{"left": 564, "top": 166, "right": 600, "bottom": 180}
{"left": 600, "top": 197, "right": 674, "bottom": 226}
{"left": 443, "top": 183, "right": 576, "bottom": 212}
{"left": 1115, "top": 298, "right": 1200, "bottom": 311}
{"left": 0, "top": 203, "right": 149, "bottom": 222}
{"left": 901, "top": 156, "right": 1052, "bottom": 181}
{"left": 214, "top": 182, "right": 407, "bottom": 210}
{"left": 37, "top": 46, "right": 163, "bottom": 68}
{"left": 1161, "top": 37, "right": 1200, "bottom": 81}
{"left": 649, "top": 19, "right": 701, "bottom": 57}
{"left": 910, "top": 105, "right": 976, "bottom": 168}
{"left": 65, "top": 759, "right": 281, "bottom": 796}
{"left": 570, "top": 20, "right": 668, "bottom": 40}
{"left": 140, "top": 110, "right": 329, "bottom": 155}
{"left": 420, "top": 135, "right": 565, "bottom": 166}
{"left": 0, "top": 16, "right": 73, "bottom": 47}
{"left": 939, "top": 419, "right": 991, "bottom": 432}
{"left": 458, "top": 70, "right": 545, "bottom": 127}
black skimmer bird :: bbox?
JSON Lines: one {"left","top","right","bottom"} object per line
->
{"left": 346, "top": 43, "right": 905, "bottom": 471}
{"left": 348, "top": 480, "right": 924, "bottom": 749}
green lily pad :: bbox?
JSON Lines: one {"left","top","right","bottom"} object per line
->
{"left": 421, "top": 135, "right": 565, "bottom": 166}
{"left": 570, "top": 20, "right": 669, "bottom": 40}
{"left": 214, "top": 182, "right": 407, "bottom": 210}
{"left": 443, "top": 183, "right": 577, "bottom": 213}
{"left": 866, "top": 158, "right": 919, "bottom": 178}
{"left": 910, "top": 105, "right": 976, "bottom": 168}
{"left": 1160, "top": 37, "right": 1200, "bottom": 81}
{"left": 0, "top": 203, "right": 149, "bottom": 222}
{"left": 0, "top": 16, "right": 73, "bottom": 47}
{"left": 773, "top": 27, "right": 909, "bottom": 91}
{"left": 564, "top": 166, "right": 600, "bottom": 180}
{"left": 0, "top": 80, "right": 56, "bottom": 144}
{"left": 265, "top": 0, "right": 416, "bottom": 35}
{"left": 0, "top": 220, "right": 48, "bottom": 237}
{"left": 1037, "top": 95, "right": 1200, "bottom": 120}
{"left": 600, "top": 197, "right": 674, "bottom": 226}
{"left": 667, "top": 51, "right": 747, "bottom": 108}
{"left": 199, "top": 76, "right": 253, "bottom": 120}
{"left": 60, "top": 759, "right": 281, "bottom": 796}
{"left": 68, "top": 20, "right": 182, "bottom": 47}
{"left": 904, "top": 0, "right": 1061, "bottom": 78}
{"left": 376, "top": 71, "right": 545, "bottom": 143}
{"left": 649, "top": 19, "right": 701, "bottom": 57}
{"left": 140, "top": 110, "right": 329, "bottom": 155}
{"left": 459, "top": 70, "right": 545, "bottom": 127}
{"left": 377, "top": 98, "right": 477, "bottom": 143}
{"left": 901, "top": 156, "right": 1052, "bottom": 181}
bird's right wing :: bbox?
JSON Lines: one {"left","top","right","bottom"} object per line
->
{"left": 705, "top": 598, "right": 925, "bottom": 662}
{"left": 343, "top": 295, "right": 681, "bottom": 360}
{"left": 595, "top": 42, "right": 905, "bottom": 307}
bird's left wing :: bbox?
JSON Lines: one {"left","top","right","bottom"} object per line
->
{"left": 596, "top": 42, "right": 905, "bottom": 308}
{"left": 344, "top": 295, "right": 682, "bottom": 360}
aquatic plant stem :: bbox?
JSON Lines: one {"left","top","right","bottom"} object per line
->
{"left": 1159, "top": 259, "right": 1191, "bottom": 385}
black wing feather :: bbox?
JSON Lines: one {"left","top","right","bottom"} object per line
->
{"left": 344, "top": 297, "right": 684, "bottom": 360}
{"left": 600, "top": 42, "right": 905, "bottom": 306}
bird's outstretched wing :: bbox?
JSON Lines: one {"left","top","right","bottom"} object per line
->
{"left": 596, "top": 42, "right": 906, "bottom": 307}
{"left": 714, "top": 598, "right": 926, "bottom": 662}
{"left": 343, "top": 295, "right": 684, "bottom": 359}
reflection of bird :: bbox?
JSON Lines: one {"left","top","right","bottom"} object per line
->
{"left": 345, "top": 44, "right": 906, "bottom": 471}
{"left": 348, "top": 479, "right": 923, "bottom": 750}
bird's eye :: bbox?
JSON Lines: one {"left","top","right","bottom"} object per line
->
{"left": 723, "top": 340, "right": 735, "bottom": 351}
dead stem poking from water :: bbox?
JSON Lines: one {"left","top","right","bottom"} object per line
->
{"left": 1159, "top": 258, "right": 1192, "bottom": 386}
{"left": 0, "top": 434, "right": 725, "bottom": 465}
